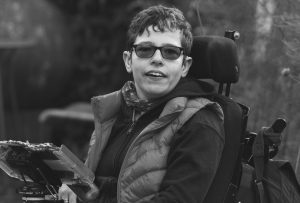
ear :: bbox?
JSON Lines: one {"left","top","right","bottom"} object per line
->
{"left": 123, "top": 51, "right": 132, "bottom": 73}
{"left": 181, "top": 56, "right": 192, "bottom": 77}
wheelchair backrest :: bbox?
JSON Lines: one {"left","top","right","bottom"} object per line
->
{"left": 189, "top": 35, "right": 249, "bottom": 202}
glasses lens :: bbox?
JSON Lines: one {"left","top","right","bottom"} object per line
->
{"left": 161, "top": 46, "right": 182, "bottom": 60}
{"left": 133, "top": 45, "right": 183, "bottom": 60}
{"left": 135, "top": 45, "right": 155, "bottom": 58}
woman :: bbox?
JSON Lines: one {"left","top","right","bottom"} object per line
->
{"left": 62, "top": 5, "right": 225, "bottom": 203}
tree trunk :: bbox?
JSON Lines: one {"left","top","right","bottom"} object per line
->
{"left": 253, "top": 0, "right": 275, "bottom": 62}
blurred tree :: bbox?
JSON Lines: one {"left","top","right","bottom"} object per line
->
{"left": 0, "top": 0, "right": 74, "bottom": 109}
{"left": 235, "top": 0, "right": 300, "bottom": 167}
{"left": 272, "top": 0, "right": 300, "bottom": 166}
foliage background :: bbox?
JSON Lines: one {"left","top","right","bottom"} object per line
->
{"left": 0, "top": 0, "right": 300, "bottom": 202}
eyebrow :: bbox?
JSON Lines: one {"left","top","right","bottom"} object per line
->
{"left": 135, "top": 42, "right": 181, "bottom": 47}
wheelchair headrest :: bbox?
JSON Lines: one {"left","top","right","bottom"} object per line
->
{"left": 187, "top": 36, "right": 240, "bottom": 83}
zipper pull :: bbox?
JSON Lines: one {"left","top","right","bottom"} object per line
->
{"left": 127, "top": 109, "right": 136, "bottom": 135}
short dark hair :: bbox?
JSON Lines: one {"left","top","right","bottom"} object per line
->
{"left": 127, "top": 5, "right": 193, "bottom": 55}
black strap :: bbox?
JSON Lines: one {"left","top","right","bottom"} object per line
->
{"left": 252, "top": 130, "right": 265, "bottom": 203}
{"left": 224, "top": 103, "right": 249, "bottom": 203}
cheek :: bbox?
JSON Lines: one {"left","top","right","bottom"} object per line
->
{"left": 131, "top": 66, "right": 143, "bottom": 79}
{"left": 170, "top": 66, "right": 184, "bottom": 80}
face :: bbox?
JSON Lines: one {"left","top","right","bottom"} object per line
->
{"left": 123, "top": 26, "right": 192, "bottom": 100}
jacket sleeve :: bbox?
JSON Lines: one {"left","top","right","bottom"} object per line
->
{"left": 148, "top": 107, "right": 225, "bottom": 203}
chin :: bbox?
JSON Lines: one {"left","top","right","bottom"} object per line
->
{"left": 145, "top": 89, "right": 169, "bottom": 100}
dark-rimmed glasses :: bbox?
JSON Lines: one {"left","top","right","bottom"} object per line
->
{"left": 132, "top": 44, "right": 184, "bottom": 60}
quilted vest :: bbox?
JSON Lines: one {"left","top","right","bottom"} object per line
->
{"left": 85, "top": 90, "right": 223, "bottom": 203}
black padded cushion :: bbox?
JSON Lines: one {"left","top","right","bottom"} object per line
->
{"left": 188, "top": 36, "right": 240, "bottom": 83}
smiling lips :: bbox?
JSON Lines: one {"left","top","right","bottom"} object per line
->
{"left": 145, "top": 70, "right": 167, "bottom": 78}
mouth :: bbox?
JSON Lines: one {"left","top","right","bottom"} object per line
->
{"left": 145, "top": 70, "right": 167, "bottom": 78}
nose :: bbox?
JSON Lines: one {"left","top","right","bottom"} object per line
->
{"left": 151, "top": 49, "right": 164, "bottom": 64}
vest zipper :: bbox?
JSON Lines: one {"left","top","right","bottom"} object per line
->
{"left": 126, "top": 109, "right": 136, "bottom": 135}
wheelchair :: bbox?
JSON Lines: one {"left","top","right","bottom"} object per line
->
{"left": 188, "top": 31, "right": 289, "bottom": 202}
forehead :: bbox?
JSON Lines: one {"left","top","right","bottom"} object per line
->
{"left": 134, "top": 26, "right": 182, "bottom": 47}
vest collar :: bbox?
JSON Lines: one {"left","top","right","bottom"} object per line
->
{"left": 91, "top": 90, "right": 122, "bottom": 122}
{"left": 159, "top": 97, "right": 187, "bottom": 117}
{"left": 91, "top": 91, "right": 188, "bottom": 123}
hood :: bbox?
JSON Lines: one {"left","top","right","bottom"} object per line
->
{"left": 157, "top": 77, "right": 215, "bottom": 104}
